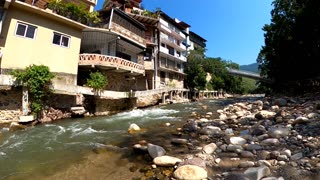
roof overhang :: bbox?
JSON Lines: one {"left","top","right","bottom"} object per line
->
{"left": 84, "top": 27, "right": 146, "bottom": 49}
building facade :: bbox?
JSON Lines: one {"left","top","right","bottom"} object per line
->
{"left": 0, "top": 0, "right": 95, "bottom": 119}
{"left": 157, "top": 12, "right": 189, "bottom": 89}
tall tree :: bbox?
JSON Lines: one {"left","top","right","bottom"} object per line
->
{"left": 258, "top": 0, "right": 320, "bottom": 93}
{"left": 185, "top": 49, "right": 207, "bottom": 91}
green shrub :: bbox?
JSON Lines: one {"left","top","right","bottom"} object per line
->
{"left": 11, "top": 65, "right": 55, "bottom": 117}
{"left": 85, "top": 71, "right": 108, "bottom": 90}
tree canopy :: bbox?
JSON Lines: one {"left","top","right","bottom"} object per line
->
{"left": 185, "top": 49, "right": 246, "bottom": 94}
{"left": 257, "top": 0, "right": 320, "bottom": 93}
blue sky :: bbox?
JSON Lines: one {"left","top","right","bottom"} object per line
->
{"left": 95, "top": 0, "right": 273, "bottom": 65}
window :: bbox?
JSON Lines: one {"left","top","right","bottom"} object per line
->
{"left": 52, "top": 32, "right": 70, "bottom": 47}
{"left": 15, "top": 22, "right": 37, "bottom": 39}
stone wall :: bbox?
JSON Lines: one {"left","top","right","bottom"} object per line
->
{"left": 0, "top": 87, "right": 22, "bottom": 121}
{"left": 95, "top": 97, "right": 137, "bottom": 116}
{"left": 105, "top": 71, "right": 147, "bottom": 91}
{"left": 49, "top": 94, "right": 77, "bottom": 110}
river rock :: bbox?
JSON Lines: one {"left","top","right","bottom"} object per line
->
{"left": 128, "top": 123, "right": 141, "bottom": 133}
{"left": 227, "top": 144, "right": 243, "bottom": 152}
{"left": 202, "top": 143, "right": 217, "bottom": 154}
{"left": 261, "top": 138, "right": 280, "bottom": 146}
{"left": 274, "top": 98, "right": 287, "bottom": 106}
{"left": 183, "top": 121, "right": 198, "bottom": 132}
{"left": 171, "top": 138, "right": 188, "bottom": 145}
{"left": 9, "top": 122, "right": 27, "bottom": 131}
{"left": 224, "top": 173, "right": 250, "bottom": 180}
{"left": 241, "top": 151, "right": 255, "bottom": 158}
{"left": 133, "top": 144, "right": 148, "bottom": 153}
{"left": 244, "top": 144, "right": 263, "bottom": 151}
{"left": 153, "top": 156, "right": 182, "bottom": 166}
{"left": 199, "top": 118, "right": 209, "bottom": 122}
{"left": 147, "top": 143, "right": 166, "bottom": 158}
{"left": 307, "top": 113, "right": 320, "bottom": 119}
{"left": 200, "top": 126, "right": 221, "bottom": 135}
{"left": 244, "top": 166, "right": 271, "bottom": 180}
{"left": 177, "top": 157, "right": 206, "bottom": 169}
{"left": 268, "top": 127, "right": 289, "bottom": 138}
{"left": 291, "top": 152, "right": 303, "bottom": 160}
{"left": 292, "top": 117, "right": 310, "bottom": 125}
{"left": 230, "top": 137, "right": 247, "bottom": 145}
{"left": 255, "top": 111, "right": 276, "bottom": 120}
{"left": 173, "top": 165, "right": 207, "bottom": 180}
{"left": 239, "top": 161, "right": 255, "bottom": 168}
{"left": 251, "top": 125, "right": 267, "bottom": 136}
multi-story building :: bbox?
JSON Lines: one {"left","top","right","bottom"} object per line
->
{"left": 101, "top": 0, "right": 158, "bottom": 90}
{"left": 101, "top": 0, "right": 192, "bottom": 90}
{"left": 189, "top": 31, "right": 207, "bottom": 51}
{"left": 157, "top": 11, "right": 190, "bottom": 89}
{"left": 78, "top": 7, "right": 149, "bottom": 92}
{"left": 0, "top": 0, "right": 96, "bottom": 119}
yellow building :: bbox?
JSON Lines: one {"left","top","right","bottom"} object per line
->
{"left": 0, "top": 0, "right": 89, "bottom": 86}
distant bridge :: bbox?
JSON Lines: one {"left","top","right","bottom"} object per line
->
{"left": 226, "top": 68, "right": 262, "bottom": 80}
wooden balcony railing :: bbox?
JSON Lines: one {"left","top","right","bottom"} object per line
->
{"left": 79, "top": 54, "right": 145, "bottom": 75}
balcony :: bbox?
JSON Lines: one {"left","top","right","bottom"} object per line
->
{"left": 159, "top": 63, "right": 184, "bottom": 75}
{"left": 79, "top": 54, "right": 145, "bottom": 75}
{"left": 160, "top": 37, "right": 186, "bottom": 52}
{"left": 110, "top": 22, "right": 146, "bottom": 47}
{"left": 159, "top": 47, "right": 187, "bottom": 62}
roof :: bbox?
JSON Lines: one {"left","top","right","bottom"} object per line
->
{"left": 190, "top": 31, "right": 207, "bottom": 42}
{"left": 158, "top": 10, "right": 190, "bottom": 32}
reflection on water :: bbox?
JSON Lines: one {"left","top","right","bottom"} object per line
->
{"left": 0, "top": 100, "right": 226, "bottom": 179}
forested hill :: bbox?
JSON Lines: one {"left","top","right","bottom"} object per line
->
{"left": 240, "top": 63, "right": 259, "bottom": 73}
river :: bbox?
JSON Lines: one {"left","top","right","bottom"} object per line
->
{"left": 0, "top": 99, "right": 235, "bottom": 179}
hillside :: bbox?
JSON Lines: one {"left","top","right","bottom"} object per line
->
{"left": 240, "top": 63, "right": 259, "bottom": 73}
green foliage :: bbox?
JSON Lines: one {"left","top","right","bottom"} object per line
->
{"left": 203, "top": 57, "right": 243, "bottom": 94}
{"left": 185, "top": 49, "right": 207, "bottom": 91}
{"left": 47, "top": 0, "right": 101, "bottom": 26}
{"left": 11, "top": 65, "right": 54, "bottom": 117}
{"left": 185, "top": 48, "right": 245, "bottom": 94}
{"left": 240, "top": 77, "right": 257, "bottom": 94}
{"left": 258, "top": 0, "right": 320, "bottom": 93}
{"left": 85, "top": 71, "right": 108, "bottom": 90}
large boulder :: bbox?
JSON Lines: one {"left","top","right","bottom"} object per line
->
{"left": 173, "top": 165, "right": 207, "bottom": 180}
{"left": 147, "top": 143, "right": 166, "bottom": 158}
{"left": 153, "top": 156, "right": 182, "bottom": 166}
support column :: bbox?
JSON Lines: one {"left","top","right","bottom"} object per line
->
{"left": 22, "top": 86, "right": 29, "bottom": 115}
{"left": 169, "top": 91, "right": 173, "bottom": 101}
{"left": 162, "top": 92, "right": 165, "bottom": 104}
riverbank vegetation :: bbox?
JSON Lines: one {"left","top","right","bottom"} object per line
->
{"left": 11, "top": 65, "right": 55, "bottom": 119}
{"left": 257, "top": 0, "right": 320, "bottom": 94}
{"left": 185, "top": 49, "right": 258, "bottom": 94}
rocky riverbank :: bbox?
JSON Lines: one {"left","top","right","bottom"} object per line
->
{"left": 129, "top": 93, "right": 320, "bottom": 179}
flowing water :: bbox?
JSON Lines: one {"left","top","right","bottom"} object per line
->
{"left": 0, "top": 99, "right": 234, "bottom": 180}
